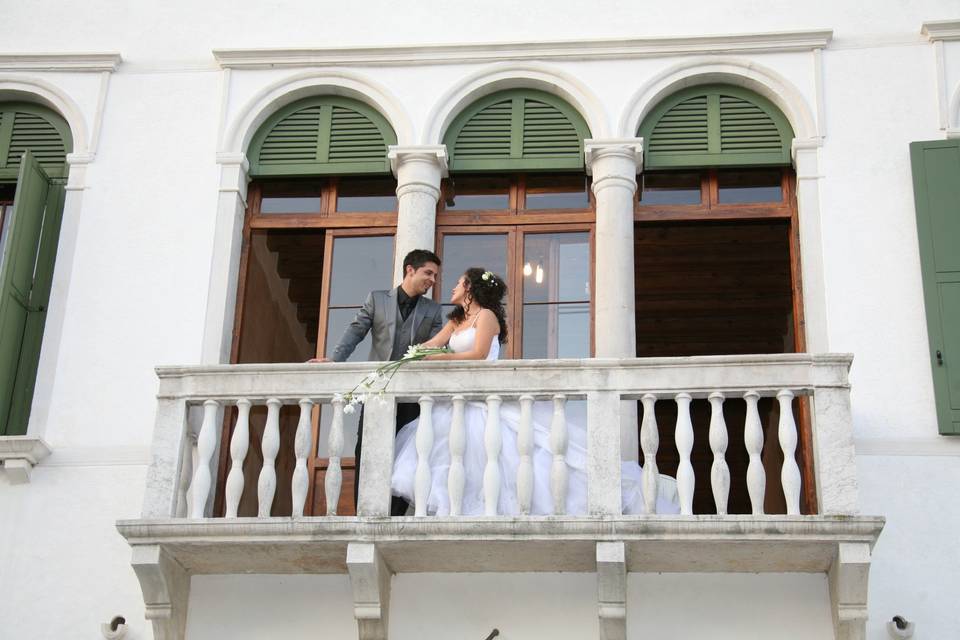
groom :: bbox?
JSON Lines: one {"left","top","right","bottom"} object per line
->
{"left": 329, "top": 249, "right": 444, "bottom": 515}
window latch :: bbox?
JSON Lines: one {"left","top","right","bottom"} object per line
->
{"left": 936, "top": 350, "right": 943, "bottom": 366}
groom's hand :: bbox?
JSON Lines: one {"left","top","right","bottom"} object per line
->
{"left": 306, "top": 357, "right": 331, "bottom": 363}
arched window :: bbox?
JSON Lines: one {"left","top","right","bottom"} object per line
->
{"left": 222, "top": 96, "right": 400, "bottom": 517}
{"left": 0, "top": 102, "right": 72, "bottom": 436}
{"left": 438, "top": 89, "right": 594, "bottom": 360}
{"left": 635, "top": 85, "right": 810, "bottom": 515}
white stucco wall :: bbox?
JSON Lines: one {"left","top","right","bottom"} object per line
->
{"left": 1, "top": 2, "right": 959, "bottom": 639}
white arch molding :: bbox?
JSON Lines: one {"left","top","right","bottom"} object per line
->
{"left": 620, "top": 56, "right": 830, "bottom": 353}
{"left": 0, "top": 77, "right": 91, "bottom": 440}
{"left": 422, "top": 62, "right": 609, "bottom": 145}
{"left": 221, "top": 69, "right": 414, "bottom": 153}
{"left": 618, "top": 57, "right": 819, "bottom": 141}
{"left": 0, "top": 76, "right": 91, "bottom": 155}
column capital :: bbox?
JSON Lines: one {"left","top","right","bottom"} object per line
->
{"left": 585, "top": 139, "right": 643, "bottom": 196}
{"left": 389, "top": 145, "right": 447, "bottom": 200}
{"left": 584, "top": 138, "right": 643, "bottom": 176}
{"left": 388, "top": 144, "right": 448, "bottom": 177}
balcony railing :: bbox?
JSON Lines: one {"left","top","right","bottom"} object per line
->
{"left": 118, "top": 354, "right": 883, "bottom": 640}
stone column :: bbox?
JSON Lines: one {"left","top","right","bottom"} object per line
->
{"left": 388, "top": 145, "right": 447, "bottom": 286}
{"left": 585, "top": 139, "right": 643, "bottom": 461}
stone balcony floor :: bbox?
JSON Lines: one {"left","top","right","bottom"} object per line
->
{"left": 117, "top": 514, "right": 884, "bottom": 575}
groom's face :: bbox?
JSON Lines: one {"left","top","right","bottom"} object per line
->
{"left": 404, "top": 261, "right": 439, "bottom": 296}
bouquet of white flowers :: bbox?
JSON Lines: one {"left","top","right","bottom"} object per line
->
{"left": 335, "top": 344, "right": 453, "bottom": 414}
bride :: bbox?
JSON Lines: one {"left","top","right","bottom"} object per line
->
{"left": 391, "top": 267, "right": 680, "bottom": 516}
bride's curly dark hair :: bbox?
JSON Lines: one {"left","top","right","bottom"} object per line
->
{"left": 447, "top": 267, "right": 508, "bottom": 344}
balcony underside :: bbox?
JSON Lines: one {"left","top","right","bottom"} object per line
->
{"left": 118, "top": 515, "right": 883, "bottom": 575}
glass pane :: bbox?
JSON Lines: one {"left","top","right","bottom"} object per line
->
{"left": 522, "top": 232, "right": 590, "bottom": 303}
{"left": 260, "top": 196, "right": 322, "bottom": 214}
{"left": 524, "top": 174, "right": 590, "bottom": 210}
{"left": 325, "top": 307, "right": 376, "bottom": 362}
{"left": 443, "top": 175, "right": 510, "bottom": 211}
{"left": 640, "top": 172, "right": 701, "bottom": 205}
{"left": 336, "top": 177, "right": 398, "bottom": 213}
{"left": 717, "top": 170, "right": 783, "bottom": 203}
{"left": 328, "top": 235, "right": 395, "bottom": 306}
{"left": 522, "top": 303, "right": 590, "bottom": 359}
{"left": 439, "top": 234, "right": 508, "bottom": 304}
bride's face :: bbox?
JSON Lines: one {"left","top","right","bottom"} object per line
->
{"left": 450, "top": 276, "right": 469, "bottom": 305}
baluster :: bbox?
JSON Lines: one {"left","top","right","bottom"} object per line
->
{"left": 550, "top": 394, "right": 568, "bottom": 515}
{"left": 224, "top": 399, "right": 251, "bottom": 517}
{"left": 777, "top": 389, "right": 802, "bottom": 515}
{"left": 291, "top": 399, "right": 314, "bottom": 517}
{"left": 483, "top": 395, "right": 503, "bottom": 516}
{"left": 639, "top": 394, "right": 659, "bottom": 515}
{"left": 708, "top": 392, "right": 730, "bottom": 515}
{"left": 176, "top": 432, "right": 195, "bottom": 518}
{"left": 189, "top": 400, "right": 219, "bottom": 518}
{"left": 325, "top": 396, "right": 345, "bottom": 516}
{"left": 675, "top": 393, "right": 695, "bottom": 515}
{"left": 257, "top": 398, "right": 282, "bottom": 517}
{"left": 517, "top": 395, "right": 535, "bottom": 515}
{"left": 744, "top": 390, "right": 766, "bottom": 515}
{"left": 447, "top": 396, "right": 466, "bottom": 516}
{"left": 415, "top": 396, "right": 435, "bottom": 516}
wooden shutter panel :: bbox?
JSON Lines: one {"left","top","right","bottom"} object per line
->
{"left": 248, "top": 97, "right": 397, "bottom": 177}
{"left": 444, "top": 89, "right": 590, "bottom": 172}
{"left": 452, "top": 98, "right": 513, "bottom": 161}
{"left": 639, "top": 85, "right": 793, "bottom": 169}
{"left": 0, "top": 103, "right": 73, "bottom": 180}
{"left": 910, "top": 139, "right": 960, "bottom": 435}
{"left": 0, "top": 152, "right": 62, "bottom": 435}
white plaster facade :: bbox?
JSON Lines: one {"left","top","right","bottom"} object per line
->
{"left": 0, "top": 2, "right": 959, "bottom": 639}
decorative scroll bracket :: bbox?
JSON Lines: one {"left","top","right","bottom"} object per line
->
{"left": 347, "top": 542, "right": 393, "bottom": 640}
{"left": 829, "top": 542, "right": 872, "bottom": 640}
{"left": 130, "top": 544, "right": 189, "bottom": 640}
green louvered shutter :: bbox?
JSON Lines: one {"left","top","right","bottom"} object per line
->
{"left": 910, "top": 139, "right": 960, "bottom": 435}
{"left": 0, "top": 152, "right": 65, "bottom": 436}
{"left": 639, "top": 85, "right": 793, "bottom": 169}
{"left": 444, "top": 89, "right": 590, "bottom": 172}
{"left": 0, "top": 103, "right": 72, "bottom": 180}
{"left": 248, "top": 97, "right": 397, "bottom": 177}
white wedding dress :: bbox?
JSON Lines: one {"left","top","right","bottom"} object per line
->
{"left": 391, "top": 325, "right": 681, "bottom": 516}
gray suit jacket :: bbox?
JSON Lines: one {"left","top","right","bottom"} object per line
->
{"left": 331, "top": 288, "right": 445, "bottom": 362}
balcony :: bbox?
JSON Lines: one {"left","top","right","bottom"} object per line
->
{"left": 117, "top": 354, "right": 883, "bottom": 640}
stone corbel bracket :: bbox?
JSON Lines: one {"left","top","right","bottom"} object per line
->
{"left": 829, "top": 542, "right": 872, "bottom": 640}
{"left": 130, "top": 545, "right": 189, "bottom": 640}
{"left": 0, "top": 436, "right": 52, "bottom": 483}
{"left": 347, "top": 542, "right": 393, "bottom": 640}
{"left": 596, "top": 541, "right": 627, "bottom": 640}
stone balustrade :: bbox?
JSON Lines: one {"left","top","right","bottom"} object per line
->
{"left": 143, "top": 353, "right": 860, "bottom": 521}
{"left": 124, "top": 353, "right": 881, "bottom": 640}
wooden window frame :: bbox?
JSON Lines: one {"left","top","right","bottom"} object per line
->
{"left": 216, "top": 179, "right": 398, "bottom": 517}
{"left": 436, "top": 172, "right": 596, "bottom": 359}
{"left": 248, "top": 179, "right": 399, "bottom": 230}
{"left": 636, "top": 165, "right": 815, "bottom": 512}
{"left": 437, "top": 173, "right": 596, "bottom": 226}
{"left": 636, "top": 168, "right": 795, "bottom": 222}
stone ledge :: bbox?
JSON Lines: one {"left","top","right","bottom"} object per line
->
{"left": 117, "top": 515, "right": 883, "bottom": 575}
{"left": 0, "top": 436, "right": 52, "bottom": 483}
